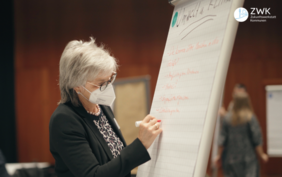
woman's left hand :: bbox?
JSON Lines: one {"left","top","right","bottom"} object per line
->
{"left": 261, "top": 153, "right": 269, "bottom": 163}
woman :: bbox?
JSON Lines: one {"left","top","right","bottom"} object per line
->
{"left": 215, "top": 92, "right": 268, "bottom": 177}
{"left": 49, "top": 38, "right": 162, "bottom": 177}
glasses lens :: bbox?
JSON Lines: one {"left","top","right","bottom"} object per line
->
{"left": 110, "top": 73, "right": 117, "bottom": 84}
{"left": 100, "top": 73, "right": 116, "bottom": 91}
{"left": 100, "top": 82, "right": 108, "bottom": 91}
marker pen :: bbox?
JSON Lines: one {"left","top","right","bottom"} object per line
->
{"left": 135, "top": 120, "right": 161, "bottom": 127}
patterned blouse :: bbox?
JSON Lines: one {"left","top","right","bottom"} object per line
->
{"left": 91, "top": 107, "right": 124, "bottom": 158}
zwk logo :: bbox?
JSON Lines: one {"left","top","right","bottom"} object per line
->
{"left": 250, "top": 8, "right": 271, "bottom": 15}
{"left": 234, "top": 7, "right": 249, "bottom": 22}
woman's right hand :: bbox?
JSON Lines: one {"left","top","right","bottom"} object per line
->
{"left": 137, "top": 115, "right": 163, "bottom": 149}
{"left": 260, "top": 153, "right": 269, "bottom": 163}
{"left": 255, "top": 146, "right": 269, "bottom": 163}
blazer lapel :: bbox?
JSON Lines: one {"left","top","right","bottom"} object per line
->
{"left": 100, "top": 105, "right": 127, "bottom": 146}
{"left": 67, "top": 102, "right": 113, "bottom": 160}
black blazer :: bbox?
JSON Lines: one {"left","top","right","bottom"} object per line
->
{"left": 49, "top": 102, "right": 150, "bottom": 177}
{"left": 0, "top": 150, "right": 10, "bottom": 177}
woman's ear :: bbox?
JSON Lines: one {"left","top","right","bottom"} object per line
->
{"left": 73, "top": 86, "right": 81, "bottom": 93}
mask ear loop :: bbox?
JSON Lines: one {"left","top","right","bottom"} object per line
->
{"left": 76, "top": 86, "right": 91, "bottom": 101}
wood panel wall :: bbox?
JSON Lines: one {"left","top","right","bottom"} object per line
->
{"left": 14, "top": 0, "right": 282, "bottom": 175}
{"left": 221, "top": 1, "right": 282, "bottom": 175}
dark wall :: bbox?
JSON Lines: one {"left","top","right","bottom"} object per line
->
{"left": 0, "top": 0, "right": 17, "bottom": 162}
{"left": 12, "top": 0, "right": 282, "bottom": 175}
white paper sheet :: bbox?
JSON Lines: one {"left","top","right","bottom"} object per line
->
{"left": 266, "top": 85, "right": 282, "bottom": 157}
{"left": 137, "top": 0, "right": 233, "bottom": 176}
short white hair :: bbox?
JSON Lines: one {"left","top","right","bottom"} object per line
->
{"left": 59, "top": 37, "right": 118, "bottom": 106}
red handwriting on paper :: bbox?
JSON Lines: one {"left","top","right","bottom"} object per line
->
{"left": 167, "top": 38, "right": 219, "bottom": 56}
{"left": 160, "top": 95, "right": 188, "bottom": 105}
{"left": 162, "top": 82, "right": 178, "bottom": 90}
{"left": 156, "top": 108, "right": 180, "bottom": 115}
{"left": 195, "top": 42, "right": 207, "bottom": 49}
{"left": 208, "top": 38, "right": 219, "bottom": 46}
{"left": 167, "top": 45, "right": 194, "bottom": 56}
{"left": 167, "top": 58, "right": 180, "bottom": 67}
{"left": 166, "top": 69, "right": 199, "bottom": 80}
{"left": 195, "top": 38, "right": 219, "bottom": 49}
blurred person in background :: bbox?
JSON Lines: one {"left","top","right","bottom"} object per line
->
{"left": 49, "top": 38, "right": 162, "bottom": 177}
{"left": 219, "top": 83, "right": 247, "bottom": 117}
{"left": 215, "top": 92, "right": 268, "bottom": 177}
{"left": 0, "top": 150, "right": 10, "bottom": 177}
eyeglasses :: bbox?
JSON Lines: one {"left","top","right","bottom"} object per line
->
{"left": 88, "top": 72, "right": 117, "bottom": 91}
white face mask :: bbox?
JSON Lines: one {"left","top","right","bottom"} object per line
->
{"left": 78, "top": 84, "right": 116, "bottom": 106}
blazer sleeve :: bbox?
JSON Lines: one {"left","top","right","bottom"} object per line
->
{"left": 0, "top": 150, "right": 10, "bottom": 177}
{"left": 50, "top": 112, "right": 150, "bottom": 177}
